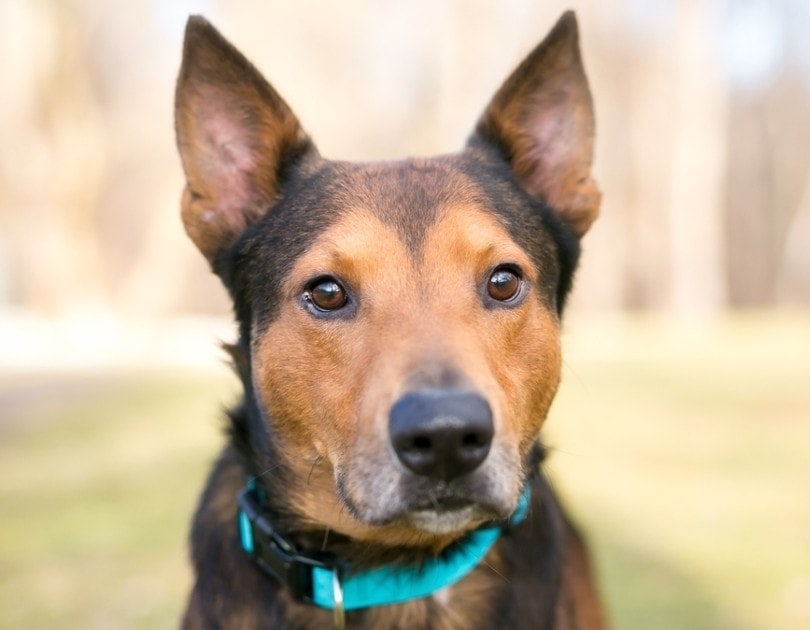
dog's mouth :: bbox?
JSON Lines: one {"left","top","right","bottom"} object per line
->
{"left": 407, "top": 504, "right": 480, "bottom": 535}
{"left": 336, "top": 471, "right": 506, "bottom": 536}
{"left": 395, "top": 491, "right": 506, "bottom": 535}
{"left": 410, "top": 495, "right": 474, "bottom": 513}
{"left": 404, "top": 496, "right": 502, "bottom": 534}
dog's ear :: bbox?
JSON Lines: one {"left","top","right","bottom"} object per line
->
{"left": 175, "top": 16, "right": 314, "bottom": 265}
{"left": 472, "top": 11, "right": 600, "bottom": 238}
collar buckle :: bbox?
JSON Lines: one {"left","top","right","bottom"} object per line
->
{"left": 331, "top": 568, "right": 345, "bottom": 630}
{"left": 237, "top": 484, "right": 333, "bottom": 604}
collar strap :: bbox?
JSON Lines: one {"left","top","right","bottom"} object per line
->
{"left": 237, "top": 481, "right": 531, "bottom": 612}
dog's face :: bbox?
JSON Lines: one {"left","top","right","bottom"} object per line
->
{"left": 175, "top": 13, "right": 599, "bottom": 545}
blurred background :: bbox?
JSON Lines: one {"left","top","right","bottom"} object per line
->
{"left": 1, "top": 0, "right": 808, "bottom": 628}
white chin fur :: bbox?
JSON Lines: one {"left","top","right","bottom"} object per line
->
{"left": 408, "top": 506, "right": 476, "bottom": 535}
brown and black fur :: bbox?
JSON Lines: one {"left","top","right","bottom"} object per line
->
{"left": 176, "top": 10, "right": 605, "bottom": 629}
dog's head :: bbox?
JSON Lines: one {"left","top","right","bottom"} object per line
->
{"left": 175, "top": 12, "right": 599, "bottom": 546}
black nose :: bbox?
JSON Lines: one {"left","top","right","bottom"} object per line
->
{"left": 389, "top": 390, "right": 494, "bottom": 482}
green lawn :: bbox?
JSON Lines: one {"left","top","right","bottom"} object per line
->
{"left": 1, "top": 313, "right": 808, "bottom": 628}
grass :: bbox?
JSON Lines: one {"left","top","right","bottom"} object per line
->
{"left": 1, "top": 312, "right": 808, "bottom": 628}
{"left": 546, "top": 312, "right": 810, "bottom": 628}
{"left": 0, "top": 372, "right": 234, "bottom": 628}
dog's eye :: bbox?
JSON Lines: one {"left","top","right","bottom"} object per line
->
{"left": 487, "top": 266, "right": 522, "bottom": 302}
{"left": 305, "top": 277, "right": 348, "bottom": 312}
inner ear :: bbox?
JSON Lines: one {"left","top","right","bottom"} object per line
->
{"left": 471, "top": 11, "right": 600, "bottom": 238}
{"left": 175, "top": 16, "right": 316, "bottom": 266}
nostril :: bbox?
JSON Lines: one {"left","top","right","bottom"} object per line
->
{"left": 462, "top": 432, "right": 485, "bottom": 447}
{"left": 413, "top": 436, "right": 432, "bottom": 450}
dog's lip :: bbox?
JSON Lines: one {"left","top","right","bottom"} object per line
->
{"left": 397, "top": 481, "right": 515, "bottom": 514}
{"left": 404, "top": 499, "right": 502, "bottom": 535}
{"left": 405, "top": 493, "right": 507, "bottom": 523}
{"left": 409, "top": 496, "right": 475, "bottom": 513}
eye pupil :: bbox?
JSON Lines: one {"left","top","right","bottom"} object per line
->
{"left": 487, "top": 268, "right": 521, "bottom": 302}
{"left": 309, "top": 279, "right": 347, "bottom": 311}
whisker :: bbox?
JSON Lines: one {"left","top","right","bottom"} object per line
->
{"left": 308, "top": 455, "right": 324, "bottom": 485}
{"left": 479, "top": 557, "right": 510, "bottom": 584}
{"left": 253, "top": 463, "right": 282, "bottom": 480}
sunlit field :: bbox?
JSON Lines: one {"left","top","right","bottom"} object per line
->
{"left": 1, "top": 313, "right": 808, "bottom": 628}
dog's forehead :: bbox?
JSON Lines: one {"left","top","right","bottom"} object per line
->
{"left": 305, "top": 157, "right": 565, "bottom": 292}
{"left": 321, "top": 156, "right": 489, "bottom": 251}
{"left": 276, "top": 156, "right": 534, "bottom": 290}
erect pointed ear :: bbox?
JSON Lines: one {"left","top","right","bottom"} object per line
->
{"left": 175, "top": 16, "right": 315, "bottom": 265}
{"left": 472, "top": 11, "right": 600, "bottom": 238}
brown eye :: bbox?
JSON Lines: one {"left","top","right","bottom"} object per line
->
{"left": 487, "top": 267, "right": 522, "bottom": 302}
{"left": 307, "top": 278, "right": 347, "bottom": 312}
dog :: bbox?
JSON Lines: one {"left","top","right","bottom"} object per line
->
{"left": 175, "top": 10, "right": 604, "bottom": 629}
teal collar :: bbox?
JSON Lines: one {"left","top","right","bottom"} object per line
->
{"left": 237, "top": 481, "right": 531, "bottom": 617}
